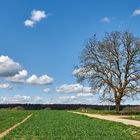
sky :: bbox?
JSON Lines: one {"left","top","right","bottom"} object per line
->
{"left": 0, "top": 0, "right": 140, "bottom": 104}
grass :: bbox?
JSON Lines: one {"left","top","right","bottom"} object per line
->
{"left": 0, "top": 110, "right": 30, "bottom": 134}
{"left": 2, "top": 110, "right": 140, "bottom": 140}
{"left": 77, "top": 108, "right": 140, "bottom": 115}
{"left": 127, "top": 115, "right": 140, "bottom": 121}
{"left": 76, "top": 109, "right": 117, "bottom": 115}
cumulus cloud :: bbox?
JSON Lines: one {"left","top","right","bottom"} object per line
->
{"left": 48, "top": 95, "right": 99, "bottom": 104}
{"left": 6, "top": 71, "right": 54, "bottom": 85}
{"left": 0, "top": 55, "right": 20, "bottom": 77}
{"left": 82, "top": 87, "right": 93, "bottom": 93}
{"left": 101, "top": 17, "right": 110, "bottom": 23}
{"left": 73, "top": 68, "right": 85, "bottom": 76}
{"left": 31, "top": 10, "right": 46, "bottom": 21}
{"left": 73, "top": 68, "right": 81, "bottom": 75}
{"left": 43, "top": 88, "right": 50, "bottom": 93}
{"left": 133, "top": 8, "right": 140, "bottom": 16}
{"left": 48, "top": 94, "right": 139, "bottom": 105}
{"left": 48, "top": 96, "right": 78, "bottom": 104}
{"left": 6, "top": 70, "right": 54, "bottom": 85}
{"left": 0, "top": 95, "right": 43, "bottom": 104}
{"left": 26, "top": 75, "right": 54, "bottom": 85}
{"left": 56, "top": 84, "right": 83, "bottom": 93}
{"left": 73, "top": 67, "right": 93, "bottom": 77}
{"left": 6, "top": 70, "right": 28, "bottom": 83}
{"left": 24, "top": 10, "right": 46, "bottom": 27}
{"left": 56, "top": 84, "right": 93, "bottom": 93}
{"left": 0, "top": 83, "right": 12, "bottom": 89}
{"left": 0, "top": 55, "right": 54, "bottom": 85}
{"left": 24, "top": 20, "right": 34, "bottom": 27}
{"left": 0, "top": 55, "right": 54, "bottom": 89}
{"left": 77, "top": 93, "right": 93, "bottom": 97}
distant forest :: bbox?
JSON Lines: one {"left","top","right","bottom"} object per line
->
{"left": 0, "top": 104, "right": 140, "bottom": 111}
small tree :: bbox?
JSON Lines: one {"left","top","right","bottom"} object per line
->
{"left": 74, "top": 31, "right": 140, "bottom": 112}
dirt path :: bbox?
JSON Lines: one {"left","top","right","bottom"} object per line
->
{"left": 0, "top": 114, "right": 32, "bottom": 139}
{"left": 69, "top": 111, "right": 140, "bottom": 127}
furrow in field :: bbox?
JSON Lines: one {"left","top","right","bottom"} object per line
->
{"left": 0, "top": 114, "right": 32, "bottom": 139}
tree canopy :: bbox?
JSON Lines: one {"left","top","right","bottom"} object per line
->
{"left": 74, "top": 31, "right": 140, "bottom": 112}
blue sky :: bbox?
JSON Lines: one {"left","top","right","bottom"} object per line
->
{"left": 0, "top": 0, "right": 140, "bottom": 104}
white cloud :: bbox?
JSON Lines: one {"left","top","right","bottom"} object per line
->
{"left": 0, "top": 95, "right": 43, "bottom": 104}
{"left": 6, "top": 70, "right": 28, "bottom": 83}
{"left": 31, "top": 10, "right": 46, "bottom": 21}
{"left": 77, "top": 93, "right": 93, "bottom": 97}
{"left": 0, "top": 83, "right": 12, "bottom": 89}
{"left": 24, "top": 10, "right": 46, "bottom": 27}
{"left": 56, "top": 84, "right": 93, "bottom": 93}
{"left": 56, "top": 84, "right": 83, "bottom": 93}
{"left": 6, "top": 70, "right": 54, "bottom": 85}
{"left": 26, "top": 75, "right": 54, "bottom": 85}
{"left": 43, "top": 88, "right": 50, "bottom": 93}
{"left": 73, "top": 67, "right": 93, "bottom": 77}
{"left": 73, "top": 68, "right": 85, "bottom": 76}
{"left": 48, "top": 94, "right": 140, "bottom": 105}
{"left": 48, "top": 96, "right": 78, "bottom": 104}
{"left": 48, "top": 95, "right": 99, "bottom": 104}
{"left": 133, "top": 8, "right": 140, "bottom": 16}
{"left": 0, "top": 55, "right": 20, "bottom": 77}
{"left": 0, "top": 55, "right": 54, "bottom": 86}
{"left": 82, "top": 87, "right": 93, "bottom": 93}
{"left": 101, "top": 17, "right": 110, "bottom": 23}
{"left": 24, "top": 19, "right": 34, "bottom": 27}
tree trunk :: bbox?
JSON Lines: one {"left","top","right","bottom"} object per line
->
{"left": 115, "top": 100, "right": 121, "bottom": 113}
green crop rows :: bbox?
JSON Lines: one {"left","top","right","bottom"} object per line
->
{"left": 0, "top": 110, "right": 30, "bottom": 134}
{"left": 1, "top": 110, "right": 140, "bottom": 140}
{"left": 76, "top": 109, "right": 117, "bottom": 115}
{"left": 128, "top": 115, "right": 140, "bottom": 121}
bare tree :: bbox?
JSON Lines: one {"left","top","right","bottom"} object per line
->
{"left": 74, "top": 31, "right": 140, "bottom": 112}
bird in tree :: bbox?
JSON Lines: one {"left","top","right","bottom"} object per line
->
{"left": 74, "top": 31, "right": 140, "bottom": 113}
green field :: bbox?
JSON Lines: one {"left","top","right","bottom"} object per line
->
{"left": 128, "top": 115, "right": 140, "bottom": 121}
{"left": 77, "top": 109, "right": 140, "bottom": 115}
{"left": 76, "top": 109, "right": 117, "bottom": 114}
{"left": 0, "top": 110, "right": 139, "bottom": 140}
{"left": 0, "top": 110, "right": 30, "bottom": 134}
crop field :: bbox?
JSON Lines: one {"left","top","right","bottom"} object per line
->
{"left": 128, "top": 115, "right": 140, "bottom": 121}
{"left": 0, "top": 110, "right": 139, "bottom": 140}
{"left": 77, "top": 109, "right": 140, "bottom": 115}
{"left": 0, "top": 110, "right": 30, "bottom": 134}
{"left": 76, "top": 109, "right": 117, "bottom": 115}
{"left": 133, "top": 115, "right": 140, "bottom": 121}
